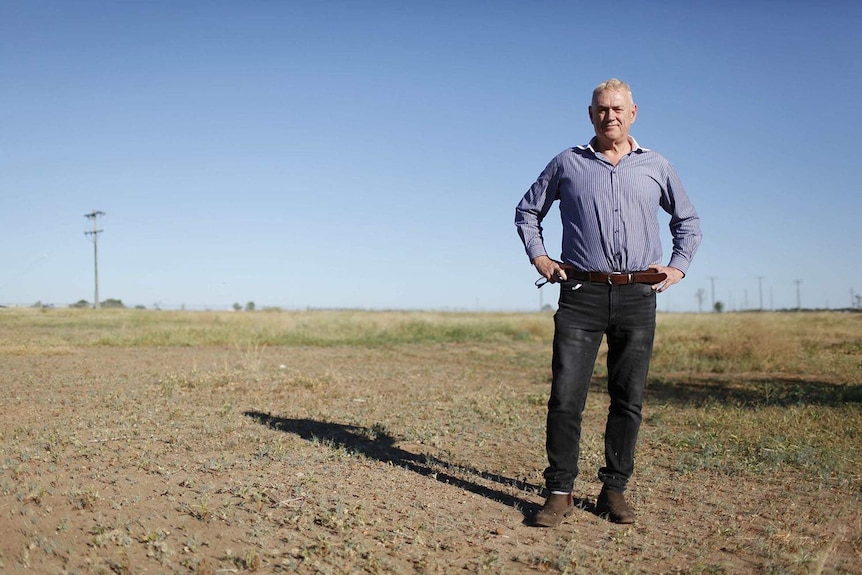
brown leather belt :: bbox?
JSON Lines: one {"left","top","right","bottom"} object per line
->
{"left": 563, "top": 269, "right": 667, "bottom": 285}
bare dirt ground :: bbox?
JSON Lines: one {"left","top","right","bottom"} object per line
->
{"left": 1, "top": 343, "right": 859, "bottom": 574}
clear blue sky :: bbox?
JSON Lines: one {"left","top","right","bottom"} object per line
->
{"left": 3, "top": 1, "right": 861, "bottom": 312}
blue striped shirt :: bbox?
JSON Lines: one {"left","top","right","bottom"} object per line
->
{"left": 515, "top": 137, "right": 702, "bottom": 275}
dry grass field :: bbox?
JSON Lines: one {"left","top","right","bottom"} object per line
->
{"left": 0, "top": 308, "right": 859, "bottom": 574}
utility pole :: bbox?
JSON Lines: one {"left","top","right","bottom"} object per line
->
{"left": 756, "top": 276, "right": 764, "bottom": 311}
{"left": 84, "top": 211, "right": 105, "bottom": 309}
{"left": 793, "top": 279, "right": 802, "bottom": 311}
{"left": 695, "top": 288, "right": 705, "bottom": 313}
{"left": 708, "top": 276, "right": 717, "bottom": 311}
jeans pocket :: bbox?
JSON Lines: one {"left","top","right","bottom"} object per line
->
{"left": 637, "top": 283, "right": 656, "bottom": 297}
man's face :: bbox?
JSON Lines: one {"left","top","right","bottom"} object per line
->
{"left": 589, "top": 89, "right": 637, "bottom": 145}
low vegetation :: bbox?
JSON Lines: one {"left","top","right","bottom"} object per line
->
{"left": 0, "top": 308, "right": 859, "bottom": 573}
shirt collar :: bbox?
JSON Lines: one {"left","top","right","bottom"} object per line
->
{"left": 578, "top": 136, "right": 650, "bottom": 153}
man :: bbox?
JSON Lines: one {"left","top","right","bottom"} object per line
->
{"left": 514, "top": 79, "right": 701, "bottom": 527}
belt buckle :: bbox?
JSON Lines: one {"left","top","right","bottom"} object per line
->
{"left": 607, "top": 272, "right": 632, "bottom": 285}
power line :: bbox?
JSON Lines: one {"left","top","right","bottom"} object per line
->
{"left": 84, "top": 210, "right": 105, "bottom": 309}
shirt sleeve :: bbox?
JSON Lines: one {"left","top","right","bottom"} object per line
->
{"left": 660, "top": 162, "right": 702, "bottom": 275}
{"left": 515, "top": 156, "right": 561, "bottom": 263}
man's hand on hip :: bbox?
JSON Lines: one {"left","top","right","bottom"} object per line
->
{"left": 648, "top": 265, "right": 683, "bottom": 293}
{"left": 532, "top": 255, "right": 568, "bottom": 283}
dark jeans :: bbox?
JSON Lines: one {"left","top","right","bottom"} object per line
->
{"left": 544, "top": 280, "right": 656, "bottom": 493}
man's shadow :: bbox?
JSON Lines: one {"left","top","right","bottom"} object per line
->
{"left": 243, "top": 411, "right": 594, "bottom": 524}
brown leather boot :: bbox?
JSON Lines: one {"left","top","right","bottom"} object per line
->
{"left": 533, "top": 493, "right": 574, "bottom": 527}
{"left": 596, "top": 485, "right": 635, "bottom": 524}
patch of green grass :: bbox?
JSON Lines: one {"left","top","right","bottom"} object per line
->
{"left": 647, "top": 403, "right": 861, "bottom": 486}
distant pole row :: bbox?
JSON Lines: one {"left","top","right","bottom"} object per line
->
{"left": 702, "top": 277, "right": 819, "bottom": 311}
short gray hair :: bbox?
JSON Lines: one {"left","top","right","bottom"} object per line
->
{"left": 592, "top": 79, "right": 634, "bottom": 106}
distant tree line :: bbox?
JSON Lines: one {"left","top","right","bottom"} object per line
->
{"left": 68, "top": 299, "right": 128, "bottom": 309}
